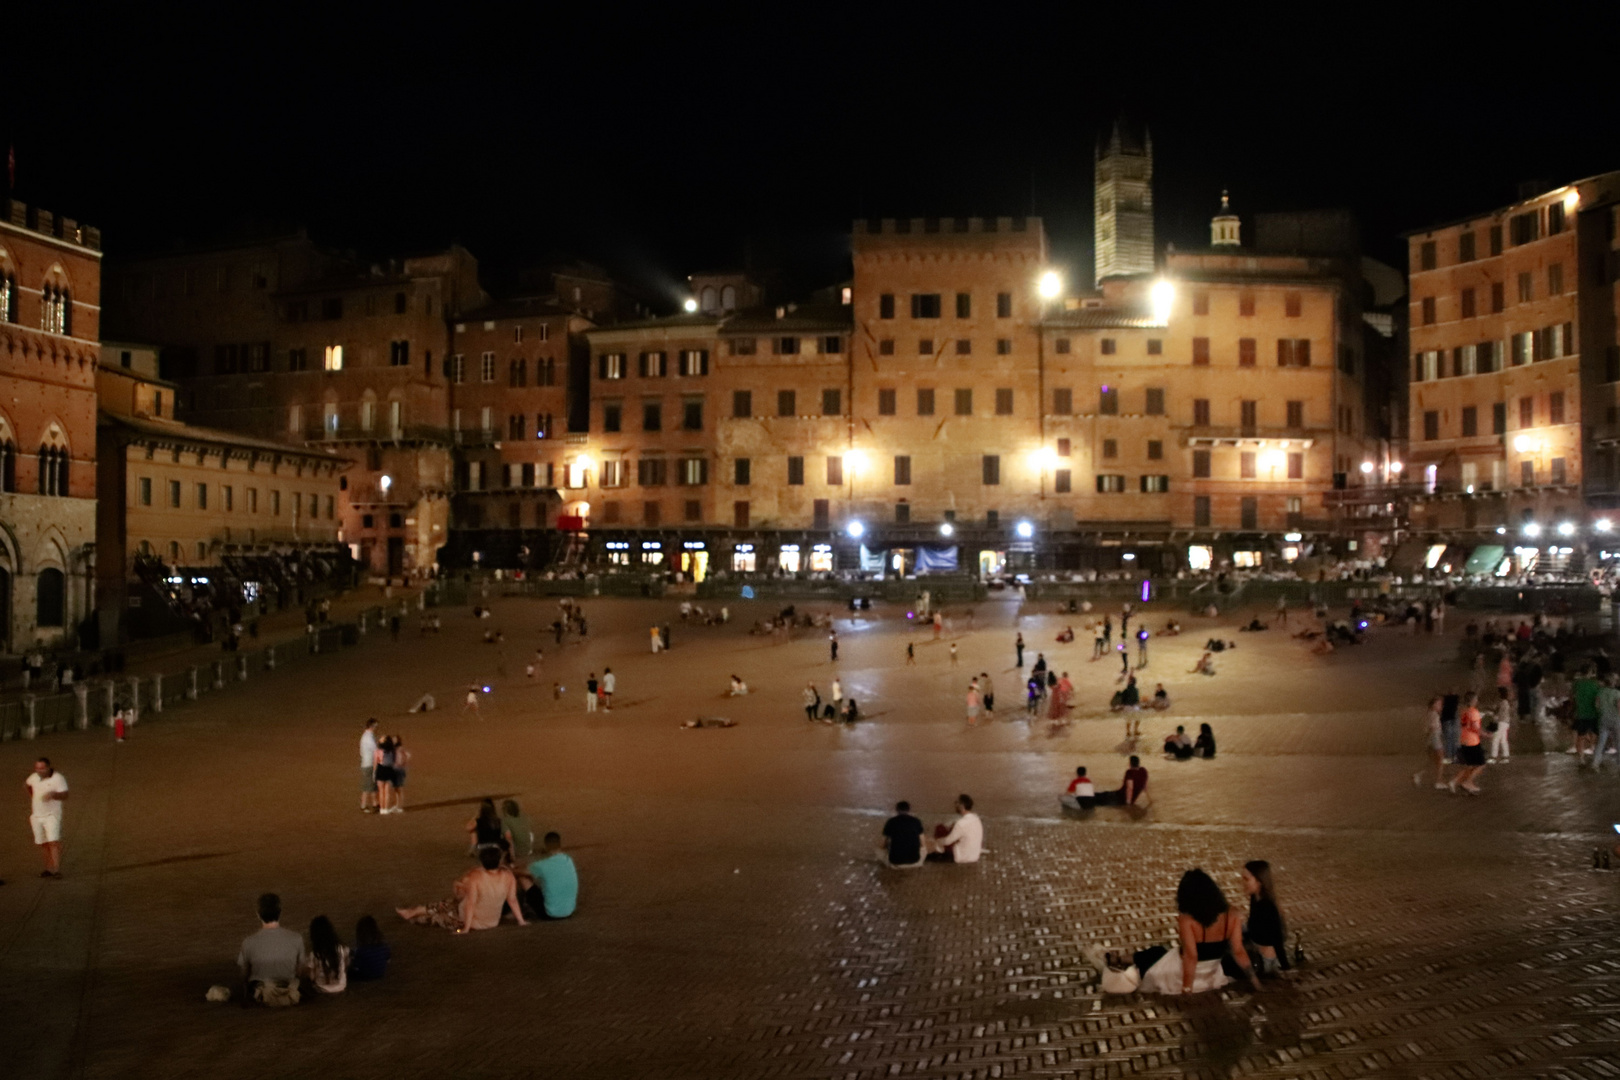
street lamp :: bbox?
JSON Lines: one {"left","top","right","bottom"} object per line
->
{"left": 939, "top": 522, "right": 955, "bottom": 537}
{"left": 682, "top": 298, "right": 698, "bottom": 313}
{"left": 1150, "top": 278, "right": 1175, "bottom": 322}
{"left": 1015, "top": 520, "right": 1035, "bottom": 540}
{"left": 1037, "top": 271, "right": 1062, "bottom": 301}
{"left": 846, "top": 520, "right": 866, "bottom": 539}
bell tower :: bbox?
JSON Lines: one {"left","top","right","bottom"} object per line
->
{"left": 1211, "top": 190, "right": 1241, "bottom": 247}
{"left": 1093, "top": 120, "right": 1155, "bottom": 284}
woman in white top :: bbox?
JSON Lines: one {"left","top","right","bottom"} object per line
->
{"left": 1101, "top": 869, "right": 1261, "bottom": 996}
{"left": 303, "top": 915, "right": 349, "bottom": 993}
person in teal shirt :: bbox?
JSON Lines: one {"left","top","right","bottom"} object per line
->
{"left": 524, "top": 832, "right": 578, "bottom": 919}
{"left": 1573, "top": 670, "right": 1603, "bottom": 761}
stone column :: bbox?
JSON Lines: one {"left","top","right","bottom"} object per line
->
{"left": 357, "top": 611, "right": 367, "bottom": 635}
{"left": 152, "top": 673, "right": 163, "bottom": 713}
{"left": 236, "top": 655, "right": 248, "bottom": 681}
{"left": 74, "top": 683, "right": 89, "bottom": 729}
{"left": 127, "top": 676, "right": 142, "bottom": 724}
{"left": 187, "top": 667, "right": 199, "bottom": 700}
{"left": 103, "top": 681, "right": 115, "bottom": 725}
{"left": 22, "top": 695, "right": 36, "bottom": 739}
{"left": 265, "top": 645, "right": 276, "bottom": 670}
{"left": 212, "top": 660, "right": 225, "bottom": 690}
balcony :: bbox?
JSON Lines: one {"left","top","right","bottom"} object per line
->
{"left": 302, "top": 424, "right": 455, "bottom": 446}
{"left": 1182, "top": 426, "right": 1319, "bottom": 448}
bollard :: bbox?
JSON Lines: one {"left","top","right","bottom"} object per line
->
{"left": 357, "top": 611, "right": 367, "bottom": 635}
{"left": 265, "top": 645, "right": 276, "bottom": 670}
{"left": 152, "top": 673, "right": 163, "bottom": 714}
{"left": 212, "top": 660, "right": 225, "bottom": 690}
{"left": 236, "top": 654, "right": 248, "bottom": 681}
{"left": 187, "top": 666, "right": 199, "bottom": 701}
{"left": 310, "top": 628, "right": 320, "bottom": 654}
{"left": 127, "top": 676, "right": 142, "bottom": 725}
{"left": 75, "top": 683, "right": 89, "bottom": 729}
{"left": 23, "top": 695, "right": 36, "bottom": 739}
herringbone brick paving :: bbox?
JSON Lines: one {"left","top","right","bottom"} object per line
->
{"left": 1, "top": 596, "right": 1617, "bottom": 1079}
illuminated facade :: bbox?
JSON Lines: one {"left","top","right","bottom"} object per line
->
{"left": 1404, "top": 172, "right": 1620, "bottom": 548}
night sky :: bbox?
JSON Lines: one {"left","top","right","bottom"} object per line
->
{"left": 7, "top": 6, "right": 1619, "bottom": 307}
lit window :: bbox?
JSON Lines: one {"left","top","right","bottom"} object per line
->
{"left": 323, "top": 345, "right": 343, "bottom": 371}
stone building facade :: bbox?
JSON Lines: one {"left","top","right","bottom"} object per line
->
{"left": 0, "top": 200, "right": 101, "bottom": 649}
{"left": 104, "top": 236, "right": 486, "bottom": 576}
{"left": 1404, "top": 172, "right": 1620, "bottom": 558}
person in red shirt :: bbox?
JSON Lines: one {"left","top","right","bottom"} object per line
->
{"left": 1097, "top": 756, "right": 1149, "bottom": 805}
{"left": 1450, "top": 691, "right": 1486, "bottom": 795}
{"left": 1061, "top": 766, "right": 1096, "bottom": 811}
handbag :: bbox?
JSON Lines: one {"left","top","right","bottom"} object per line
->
{"left": 1100, "top": 966, "right": 1140, "bottom": 994}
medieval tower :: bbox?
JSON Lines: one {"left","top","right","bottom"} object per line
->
{"left": 1093, "top": 120, "right": 1155, "bottom": 284}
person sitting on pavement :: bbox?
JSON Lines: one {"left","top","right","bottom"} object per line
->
{"left": 1194, "top": 723, "right": 1217, "bottom": 759}
{"left": 1163, "top": 726, "right": 1195, "bottom": 760}
{"left": 728, "top": 675, "right": 749, "bottom": 696}
{"left": 1056, "top": 626, "right": 1075, "bottom": 643}
{"left": 467, "top": 799, "right": 506, "bottom": 859}
{"left": 349, "top": 916, "right": 391, "bottom": 981}
{"left": 1159, "top": 620, "right": 1182, "bottom": 636}
{"left": 239, "top": 892, "right": 307, "bottom": 1006}
{"left": 501, "top": 799, "right": 535, "bottom": 861}
{"left": 302, "top": 915, "right": 348, "bottom": 994}
{"left": 519, "top": 832, "right": 578, "bottom": 920}
{"left": 1060, "top": 767, "right": 1096, "bottom": 812}
{"left": 1239, "top": 860, "right": 1288, "bottom": 976}
{"left": 924, "top": 795, "right": 984, "bottom": 863}
{"left": 397, "top": 847, "right": 527, "bottom": 932}
{"left": 1092, "top": 868, "right": 1261, "bottom": 996}
{"left": 842, "top": 697, "right": 860, "bottom": 724}
{"left": 1192, "top": 652, "right": 1216, "bottom": 676}
{"left": 880, "top": 800, "right": 926, "bottom": 868}
{"left": 1151, "top": 684, "right": 1171, "bottom": 710}
{"left": 1096, "top": 757, "right": 1149, "bottom": 806}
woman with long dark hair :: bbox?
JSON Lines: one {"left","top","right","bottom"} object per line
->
{"left": 1096, "top": 868, "right": 1261, "bottom": 995}
{"left": 467, "top": 799, "right": 505, "bottom": 857}
{"left": 303, "top": 915, "right": 348, "bottom": 993}
{"left": 349, "top": 915, "right": 391, "bottom": 980}
{"left": 1241, "top": 860, "right": 1287, "bottom": 975}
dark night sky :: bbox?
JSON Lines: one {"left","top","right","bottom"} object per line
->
{"left": 6, "top": 5, "right": 1619, "bottom": 308}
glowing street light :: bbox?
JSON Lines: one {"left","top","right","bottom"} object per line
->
{"left": 1389, "top": 461, "right": 1404, "bottom": 474}
{"left": 1030, "top": 446, "right": 1057, "bottom": 470}
{"left": 682, "top": 298, "right": 698, "bottom": 313}
{"left": 1150, "top": 278, "right": 1175, "bottom": 322}
{"left": 846, "top": 520, "right": 866, "bottom": 539}
{"left": 939, "top": 522, "right": 955, "bottom": 537}
{"left": 379, "top": 474, "right": 393, "bottom": 492}
{"left": 1037, "top": 270, "right": 1062, "bottom": 300}
{"left": 1513, "top": 434, "right": 1540, "bottom": 454}
{"left": 845, "top": 449, "right": 868, "bottom": 474}
{"left": 1557, "top": 521, "right": 1576, "bottom": 537}
{"left": 1358, "top": 461, "right": 1374, "bottom": 475}
{"left": 1597, "top": 518, "right": 1613, "bottom": 532}
{"left": 1014, "top": 520, "right": 1035, "bottom": 539}
{"left": 1522, "top": 522, "right": 1542, "bottom": 538}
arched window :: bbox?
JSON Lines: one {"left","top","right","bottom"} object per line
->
{"left": 35, "top": 446, "right": 67, "bottom": 496}
{"left": 701, "top": 286, "right": 717, "bottom": 312}
{"left": 60, "top": 289, "right": 72, "bottom": 336}
{"left": 0, "top": 441, "right": 14, "bottom": 493}
{"left": 167, "top": 541, "right": 181, "bottom": 563}
{"left": 55, "top": 448, "right": 68, "bottom": 495}
{"left": 0, "top": 273, "right": 15, "bottom": 323}
{"left": 721, "top": 285, "right": 737, "bottom": 311}
{"left": 36, "top": 567, "right": 64, "bottom": 628}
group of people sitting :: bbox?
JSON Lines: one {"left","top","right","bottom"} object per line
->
{"left": 878, "top": 795, "right": 984, "bottom": 867}
{"left": 1162, "top": 723, "right": 1217, "bottom": 760}
{"left": 678, "top": 600, "right": 730, "bottom": 625}
{"left": 1089, "top": 864, "right": 1291, "bottom": 995}
{"left": 391, "top": 799, "right": 579, "bottom": 933}
{"left": 1059, "top": 758, "right": 1150, "bottom": 810}
{"left": 1110, "top": 675, "right": 1170, "bottom": 712}
{"left": 235, "top": 893, "right": 391, "bottom": 1006}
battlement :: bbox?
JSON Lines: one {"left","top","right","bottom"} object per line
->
{"left": 856, "top": 216, "right": 1041, "bottom": 237}
{"left": 2, "top": 199, "right": 102, "bottom": 252}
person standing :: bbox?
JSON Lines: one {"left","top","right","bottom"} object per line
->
{"left": 1026, "top": 674, "right": 1042, "bottom": 717}
{"left": 1015, "top": 632, "right": 1025, "bottom": 668}
{"left": 601, "top": 668, "right": 615, "bottom": 711}
{"left": 1276, "top": 595, "right": 1289, "bottom": 627}
{"left": 662, "top": 624, "right": 672, "bottom": 651}
{"left": 949, "top": 642, "right": 959, "bottom": 666}
{"left": 966, "top": 682, "right": 983, "bottom": 726}
{"left": 389, "top": 737, "right": 410, "bottom": 813}
{"left": 585, "top": 673, "right": 599, "bottom": 713}
{"left": 1449, "top": 691, "right": 1486, "bottom": 794}
{"left": 650, "top": 625, "right": 662, "bottom": 654}
{"left": 906, "top": 642, "right": 916, "bottom": 665}
{"left": 829, "top": 630, "right": 838, "bottom": 663}
{"left": 359, "top": 719, "right": 379, "bottom": 813}
{"left": 464, "top": 686, "right": 482, "bottom": 718}
{"left": 26, "top": 757, "right": 68, "bottom": 877}
{"left": 1488, "top": 687, "right": 1515, "bottom": 764}
{"left": 1102, "top": 615, "right": 1113, "bottom": 650}
{"left": 1572, "top": 666, "right": 1602, "bottom": 764}
{"left": 1136, "top": 627, "right": 1149, "bottom": 668}
{"left": 803, "top": 683, "right": 821, "bottom": 722}
{"left": 980, "top": 672, "right": 995, "bottom": 715}
{"left": 1415, "top": 696, "right": 1446, "bottom": 790}
{"left": 1438, "top": 690, "right": 1460, "bottom": 764}
{"left": 831, "top": 677, "right": 843, "bottom": 719}
{"left": 933, "top": 612, "right": 943, "bottom": 640}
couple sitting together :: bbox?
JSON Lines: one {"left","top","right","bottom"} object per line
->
{"left": 397, "top": 831, "right": 578, "bottom": 932}
{"left": 1163, "top": 724, "right": 1216, "bottom": 759}
{"left": 1059, "top": 758, "right": 1149, "bottom": 811}
{"left": 878, "top": 796, "right": 982, "bottom": 867}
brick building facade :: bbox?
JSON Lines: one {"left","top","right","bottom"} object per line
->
{"left": 0, "top": 200, "right": 101, "bottom": 648}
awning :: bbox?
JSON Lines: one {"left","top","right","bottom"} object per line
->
{"left": 1387, "top": 540, "right": 1427, "bottom": 574}
{"left": 1464, "top": 544, "right": 1506, "bottom": 575}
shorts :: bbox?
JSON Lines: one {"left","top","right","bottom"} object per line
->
{"left": 1457, "top": 743, "right": 1486, "bottom": 766}
{"left": 1573, "top": 716, "right": 1600, "bottom": 736}
{"left": 375, "top": 765, "right": 397, "bottom": 785}
{"left": 392, "top": 769, "right": 407, "bottom": 789}
{"left": 360, "top": 766, "right": 376, "bottom": 793}
{"left": 1427, "top": 732, "right": 1443, "bottom": 752}
{"left": 31, "top": 814, "right": 62, "bottom": 844}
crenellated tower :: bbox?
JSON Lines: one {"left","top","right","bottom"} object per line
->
{"left": 1093, "top": 120, "right": 1155, "bottom": 284}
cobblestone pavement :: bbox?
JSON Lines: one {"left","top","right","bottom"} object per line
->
{"left": 3, "top": 595, "right": 1619, "bottom": 1079}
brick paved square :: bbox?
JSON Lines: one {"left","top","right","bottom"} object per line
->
{"left": 3, "top": 595, "right": 1619, "bottom": 1079}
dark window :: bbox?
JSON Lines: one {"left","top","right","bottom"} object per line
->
{"left": 730, "top": 337, "right": 757, "bottom": 355}
{"left": 1240, "top": 400, "right": 1257, "bottom": 431}
{"left": 1510, "top": 210, "right": 1539, "bottom": 246}
{"left": 1193, "top": 450, "right": 1211, "bottom": 478}
{"left": 1147, "top": 339, "right": 1162, "bottom": 355}
{"left": 895, "top": 502, "right": 910, "bottom": 523}
{"left": 734, "top": 458, "right": 751, "bottom": 485}
{"left": 1193, "top": 292, "right": 1209, "bottom": 316}
{"left": 1286, "top": 400, "right": 1304, "bottom": 427}
{"left": 954, "top": 388, "right": 973, "bottom": 416}
{"left": 1549, "top": 263, "right": 1564, "bottom": 295}
{"left": 508, "top": 414, "right": 526, "bottom": 440}
{"left": 1551, "top": 457, "right": 1567, "bottom": 484}
{"left": 1101, "top": 338, "right": 1117, "bottom": 355}
{"left": 1145, "top": 388, "right": 1165, "bottom": 415}
{"left": 879, "top": 294, "right": 895, "bottom": 319}
{"left": 1277, "top": 338, "right": 1312, "bottom": 366}
{"left": 1489, "top": 225, "right": 1503, "bottom": 255}
{"left": 1548, "top": 201, "right": 1567, "bottom": 235}
{"left": 1458, "top": 232, "right": 1476, "bottom": 262}
{"left": 996, "top": 292, "right": 1012, "bottom": 318}
{"left": 812, "top": 499, "right": 829, "bottom": 529}
{"left": 1550, "top": 390, "right": 1565, "bottom": 425}
{"left": 1419, "top": 241, "right": 1437, "bottom": 271}
{"left": 636, "top": 458, "right": 668, "bottom": 487}
{"left": 1053, "top": 388, "right": 1073, "bottom": 415}
{"left": 1491, "top": 282, "right": 1505, "bottom": 313}
{"left": 1424, "top": 410, "right": 1440, "bottom": 440}
{"left": 995, "top": 388, "right": 1013, "bottom": 415}
{"left": 733, "top": 390, "right": 752, "bottom": 418}
{"left": 1521, "top": 460, "right": 1535, "bottom": 487}
{"left": 1055, "top": 338, "right": 1071, "bottom": 354}
{"left": 821, "top": 389, "right": 842, "bottom": 416}
{"left": 775, "top": 337, "right": 800, "bottom": 355}
{"left": 644, "top": 501, "right": 661, "bottom": 526}
{"left": 956, "top": 292, "right": 972, "bottom": 318}
{"left": 1284, "top": 293, "right": 1302, "bottom": 317}
{"left": 1095, "top": 474, "right": 1125, "bottom": 493}
{"left": 1520, "top": 396, "right": 1534, "bottom": 428}
{"left": 1147, "top": 440, "right": 1163, "bottom": 460}
{"left": 910, "top": 294, "right": 942, "bottom": 318}
{"left": 36, "top": 568, "right": 64, "bottom": 627}
{"left": 1492, "top": 402, "right": 1507, "bottom": 435}
{"left": 1192, "top": 338, "right": 1210, "bottom": 365}
{"left": 1193, "top": 398, "right": 1210, "bottom": 426}
{"left": 603, "top": 404, "right": 622, "bottom": 432}
{"left": 787, "top": 457, "right": 804, "bottom": 485}
{"left": 1238, "top": 338, "right": 1256, "bottom": 367}
{"left": 394, "top": 291, "right": 407, "bottom": 314}
{"left": 682, "top": 400, "right": 703, "bottom": 430}
{"left": 1461, "top": 288, "right": 1476, "bottom": 318}
{"left": 894, "top": 455, "right": 912, "bottom": 485}
{"left": 1240, "top": 497, "right": 1258, "bottom": 530}
{"left": 391, "top": 340, "right": 412, "bottom": 367}
{"left": 821, "top": 336, "right": 842, "bottom": 355}
{"left": 995, "top": 338, "right": 1012, "bottom": 355}
{"left": 683, "top": 499, "right": 701, "bottom": 522}
{"left": 643, "top": 402, "right": 662, "bottom": 431}
{"left": 878, "top": 339, "right": 895, "bottom": 356}
{"left": 1462, "top": 405, "right": 1478, "bottom": 436}
{"left": 777, "top": 389, "right": 796, "bottom": 417}
{"left": 1054, "top": 469, "right": 1072, "bottom": 493}
{"left": 1194, "top": 496, "right": 1211, "bottom": 527}
{"left": 826, "top": 456, "right": 843, "bottom": 486}
{"left": 1241, "top": 451, "right": 1257, "bottom": 479}
{"left": 917, "top": 388, "right": 935, "bottom": 416}
{"left": 1518, "top": 272, "right": 1533, "bottom": 303}
{"left": 878, "top": 388, "right": 897, "bottom": 415}
{"left": 1287, "top": 452, "right": 1304, "bottom": 480}
{"left": 1102, "top": 439, "right": 1118, "bottom": 459}
{"left": 1057, "top": 438, "right": 1071, "bottom": 456}
{"left": 982, "top": 455, "right": 1000, "bottom": 485}
{"left": 1099, "top": 387, "right": 1119, "bottom": 415}
{"left": 734, "top": 501, "right": 750, "bottom": 528}
{"left": 1140, "top": 475, "right": 1170, "bottom": 493}
{"left": 1239, "top": 294, "right": 1255, "bottom": 317}
{"left": 918, "top": 339, "right": 934, "bottom": 355}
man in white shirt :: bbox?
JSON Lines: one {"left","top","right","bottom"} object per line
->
{"left": 360, "top": 719, "right": 379, "bottom": 813}
{"left": 926, "top": 794, "right": 983, "bottom": 863}
{"left": 26, "top": 757, "right": 69, "bottom": 877}
{"left": 602, "top": 668, "right": 615, "bottom": 712}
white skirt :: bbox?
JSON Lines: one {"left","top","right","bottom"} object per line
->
{"left": 1137, "top": 949, "right": 1230, "bottom": 996}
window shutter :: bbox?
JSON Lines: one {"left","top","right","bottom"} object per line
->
{"left": 1298, "top": 340, "right": 1310, "bottom": 367}
{"left": 597, "top": 355, "right": 607, "bottom": 379}
{"left": 700, "top": 349, "right": 709, "bottom": 375}
{"left": 1276, "top": 339, "right": 1288, "bottom": 366}
{"left": 638, "top": 352, "right": 648, "bottom": 378}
